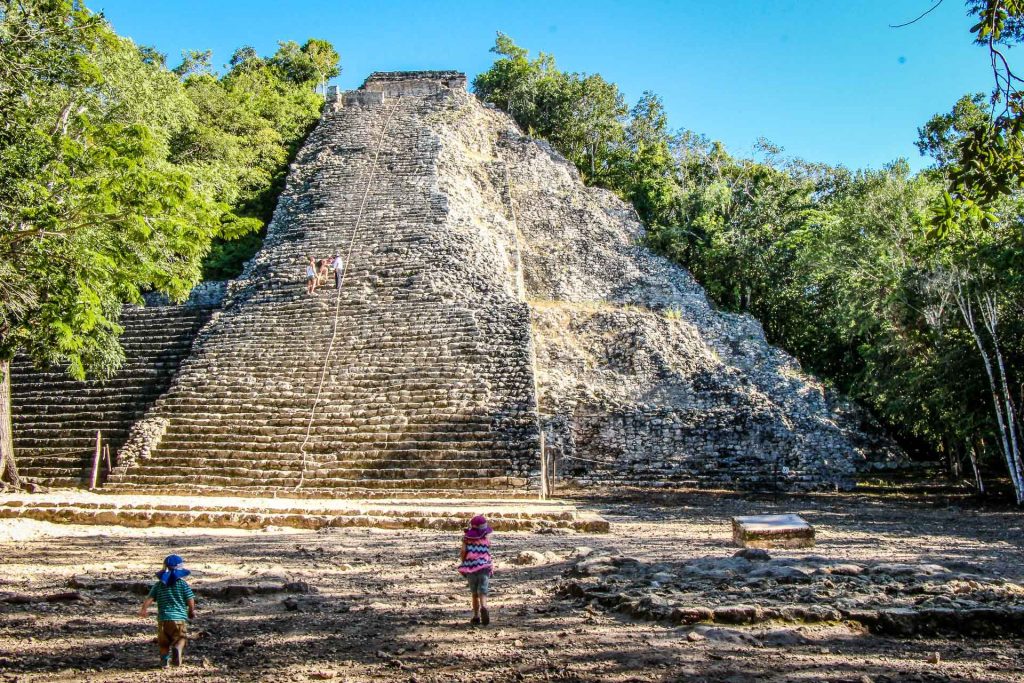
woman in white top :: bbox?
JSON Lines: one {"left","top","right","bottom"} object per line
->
{"left": 306, "top": 256, "right": 317, "bottom": 295}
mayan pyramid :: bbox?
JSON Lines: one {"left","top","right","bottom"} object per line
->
{"left": 11, "top": 72, "right": 898, "bottom": 496}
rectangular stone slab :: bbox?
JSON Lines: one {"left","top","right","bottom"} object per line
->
{"left": 732, "top": 514, "right": 814, "bottom": 548}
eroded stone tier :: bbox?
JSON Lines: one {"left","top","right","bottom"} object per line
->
{"left": 10, "top": 302, "right": 216, "bottom": 487}
{"left": 106, "top": 74, "right": 542, "bottom": 497}
{"left": 399, "top": 80, "right": 904, "bottom": 491}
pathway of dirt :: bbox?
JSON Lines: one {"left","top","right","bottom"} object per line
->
{"left": 1, "top": 491, "right": 1022, "bottom": 682}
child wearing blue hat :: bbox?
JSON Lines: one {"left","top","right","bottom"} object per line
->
{"left": 139, "top": 554, "right": 196, "bottom": 668}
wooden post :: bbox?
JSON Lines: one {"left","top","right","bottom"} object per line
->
{"left": 550, "top": 449, "right": 557, "bottom": 497}
{"left": 90, "top": 431, "right": 102, "bottom": 490}
{"left": 539, "top": 432, "right": 548, "bottom": 500}
{"left": 104, "top": 444, "right": 111, "bottom": 472}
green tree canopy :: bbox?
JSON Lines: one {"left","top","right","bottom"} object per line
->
{"left": 0, "top": 1, "right": 338, "bottom": 485}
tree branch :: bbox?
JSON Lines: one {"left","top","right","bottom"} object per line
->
{"left": 890, "top": 0, "right": 944, "bottom": 29}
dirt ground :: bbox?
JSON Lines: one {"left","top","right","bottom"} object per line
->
{"left": 1, "top": 491, "right": 1022, "bottom": 682}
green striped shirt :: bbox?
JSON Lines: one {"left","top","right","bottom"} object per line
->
{"left": 147, "top": 580, "right": 195, "bottom": 621}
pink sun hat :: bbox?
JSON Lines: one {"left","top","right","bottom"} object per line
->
{"left": 464, "top": 514, "right": 492, "bottom": 539}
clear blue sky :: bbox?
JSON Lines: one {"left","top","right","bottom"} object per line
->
{"left": 93, "top": 0, "right": 996, "bottom": 171}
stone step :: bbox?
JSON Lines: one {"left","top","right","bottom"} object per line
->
{"left": 14, "top": 427, "right": 132, "bottom": 439}
{"left": 110, "top": 463, "right": 513, "bottom": 480}
{"left": 147, "top": 448, "right": 525, "bottom": 464}
{"left": 102, "top": 482, "right": 537, "bottom": 499}
{"left": 0, "top": 493, "right": 609, "bottom": 532}
{"left": 17, "top": 475, "right": 90, "bottom": 488}
{"left": 17, "top": 466, "right": 89, "bottom": 478}
{"left": 105, "top": 471, "right": 524, "bottom": 490}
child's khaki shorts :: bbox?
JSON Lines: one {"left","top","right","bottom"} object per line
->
{"left": 157, "top": 620, "right": 188, "bottom": 647}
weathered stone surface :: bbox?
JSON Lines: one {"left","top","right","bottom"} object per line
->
{"left": 0, "top": 492, "right": 606, "bottom": 533}
{"left": 733, "top": 514, "right": 815, "bottom": 548}
{"left": 512, "top": 550, "right": 546, "bottom": 565}
{"left": 559, "top": 549, "right": 1024, "bottom": 638}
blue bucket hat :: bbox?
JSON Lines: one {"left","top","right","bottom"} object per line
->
{"left": 157, "top": 554, "right": 191, "bottom": 586}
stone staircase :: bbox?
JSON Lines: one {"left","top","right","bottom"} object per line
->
{"left": 10, "top": 305, "right": 214, "bottom": 487}
{"left": 105, "top": 76, "right": 542, "bottom": 498}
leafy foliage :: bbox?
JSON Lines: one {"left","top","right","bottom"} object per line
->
{"left": 930, "top": 1, "right": 1024, "bottom": 237}
{"left": 171, "top": 44, "right": 327, "bottom": 278}
{"left": 0, "top": 0, "right": 219, "bottom": 377}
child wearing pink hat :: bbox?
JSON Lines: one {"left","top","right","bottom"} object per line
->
{"left": 457, "top": 514, "right": 493, "bottom": 625}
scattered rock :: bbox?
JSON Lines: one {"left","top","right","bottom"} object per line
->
{"left": 746, "top": 565, "right": 812, "bottom": 583}
{"left": 561, "top": 552, "right": 1024, "bottom": 637}
{"left": 693, "top": 626, "right": 760, "bottom": 646}
{"left": 671, "top": 606, "right": 714, "bottom": 625}
{"left": 757, "top": 629, "right": 812, "bottom": 646}
{"left": 513, "top": 551, "right": 546, "bottom": 566}
{"left": 734, "top": 548, "right": 771, "bottom": 562}
{"left": 713, "top": 605, "right": 759, "bottom": 625}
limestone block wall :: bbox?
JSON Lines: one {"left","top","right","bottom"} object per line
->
{"left": 423, "top": 88, "right": 903, "bottom": 491}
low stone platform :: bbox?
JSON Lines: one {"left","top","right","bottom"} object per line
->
{"left": 732, "top": 514, "right": 814, "bottom": 548}
{"left": 0, "top": 491, "right": 608, "bottom": 533}
{"left": 560, "top": 549, "right": 1024, "bottom": 638}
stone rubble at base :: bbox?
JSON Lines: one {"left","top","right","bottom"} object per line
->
{"left": 11, "top": 71, "right": 905, "bottom": 495}
{"left": 559, "top": 548, "right": 1024, "bottom": 638}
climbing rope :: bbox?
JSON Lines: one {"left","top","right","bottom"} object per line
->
{"left": 296, "top": 97, "right": 403, "bottom": 488}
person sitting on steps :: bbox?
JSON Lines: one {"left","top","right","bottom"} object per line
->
{"left": 306, "top": 256, "right": 317, "bottom": 295}
{"left": 139, "top": 554, "right": 196, "bottom": 668}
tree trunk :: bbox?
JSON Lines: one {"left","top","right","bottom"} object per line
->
{"left": 968, "top": 441, "right": 984, "bottom": 494}
{"left": 954, "top": 287, "right": 1023, "bottom": 502}
{"left": 980, "top": 293, "right": 1024, "bottom": 503}
{"left": 993, "top": 343, "right": 1024, "bottom": 487}
{"left": 0, "top": 359, "right": 21, "bottom": 488}
{"left": 942, "top": 435, "right": 960, "bottom": 479}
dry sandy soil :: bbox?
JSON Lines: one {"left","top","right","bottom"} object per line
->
{"left": 1, "top": 491, "right": 1022, "bottom": 682}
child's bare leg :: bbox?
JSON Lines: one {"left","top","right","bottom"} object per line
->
{"left": 172, "top": 636, "right": 186, "bottom": 665}
{"left": 471, "top": 593, "right": 480, "bottom": 615}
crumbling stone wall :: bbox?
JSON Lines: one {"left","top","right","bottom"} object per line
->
{"left": 425, "top": 86, "right": 903, "bottom": 491}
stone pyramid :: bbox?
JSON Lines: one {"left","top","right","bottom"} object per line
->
{"left": 16, "top": 72, "right": 899, "bottom": 496}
